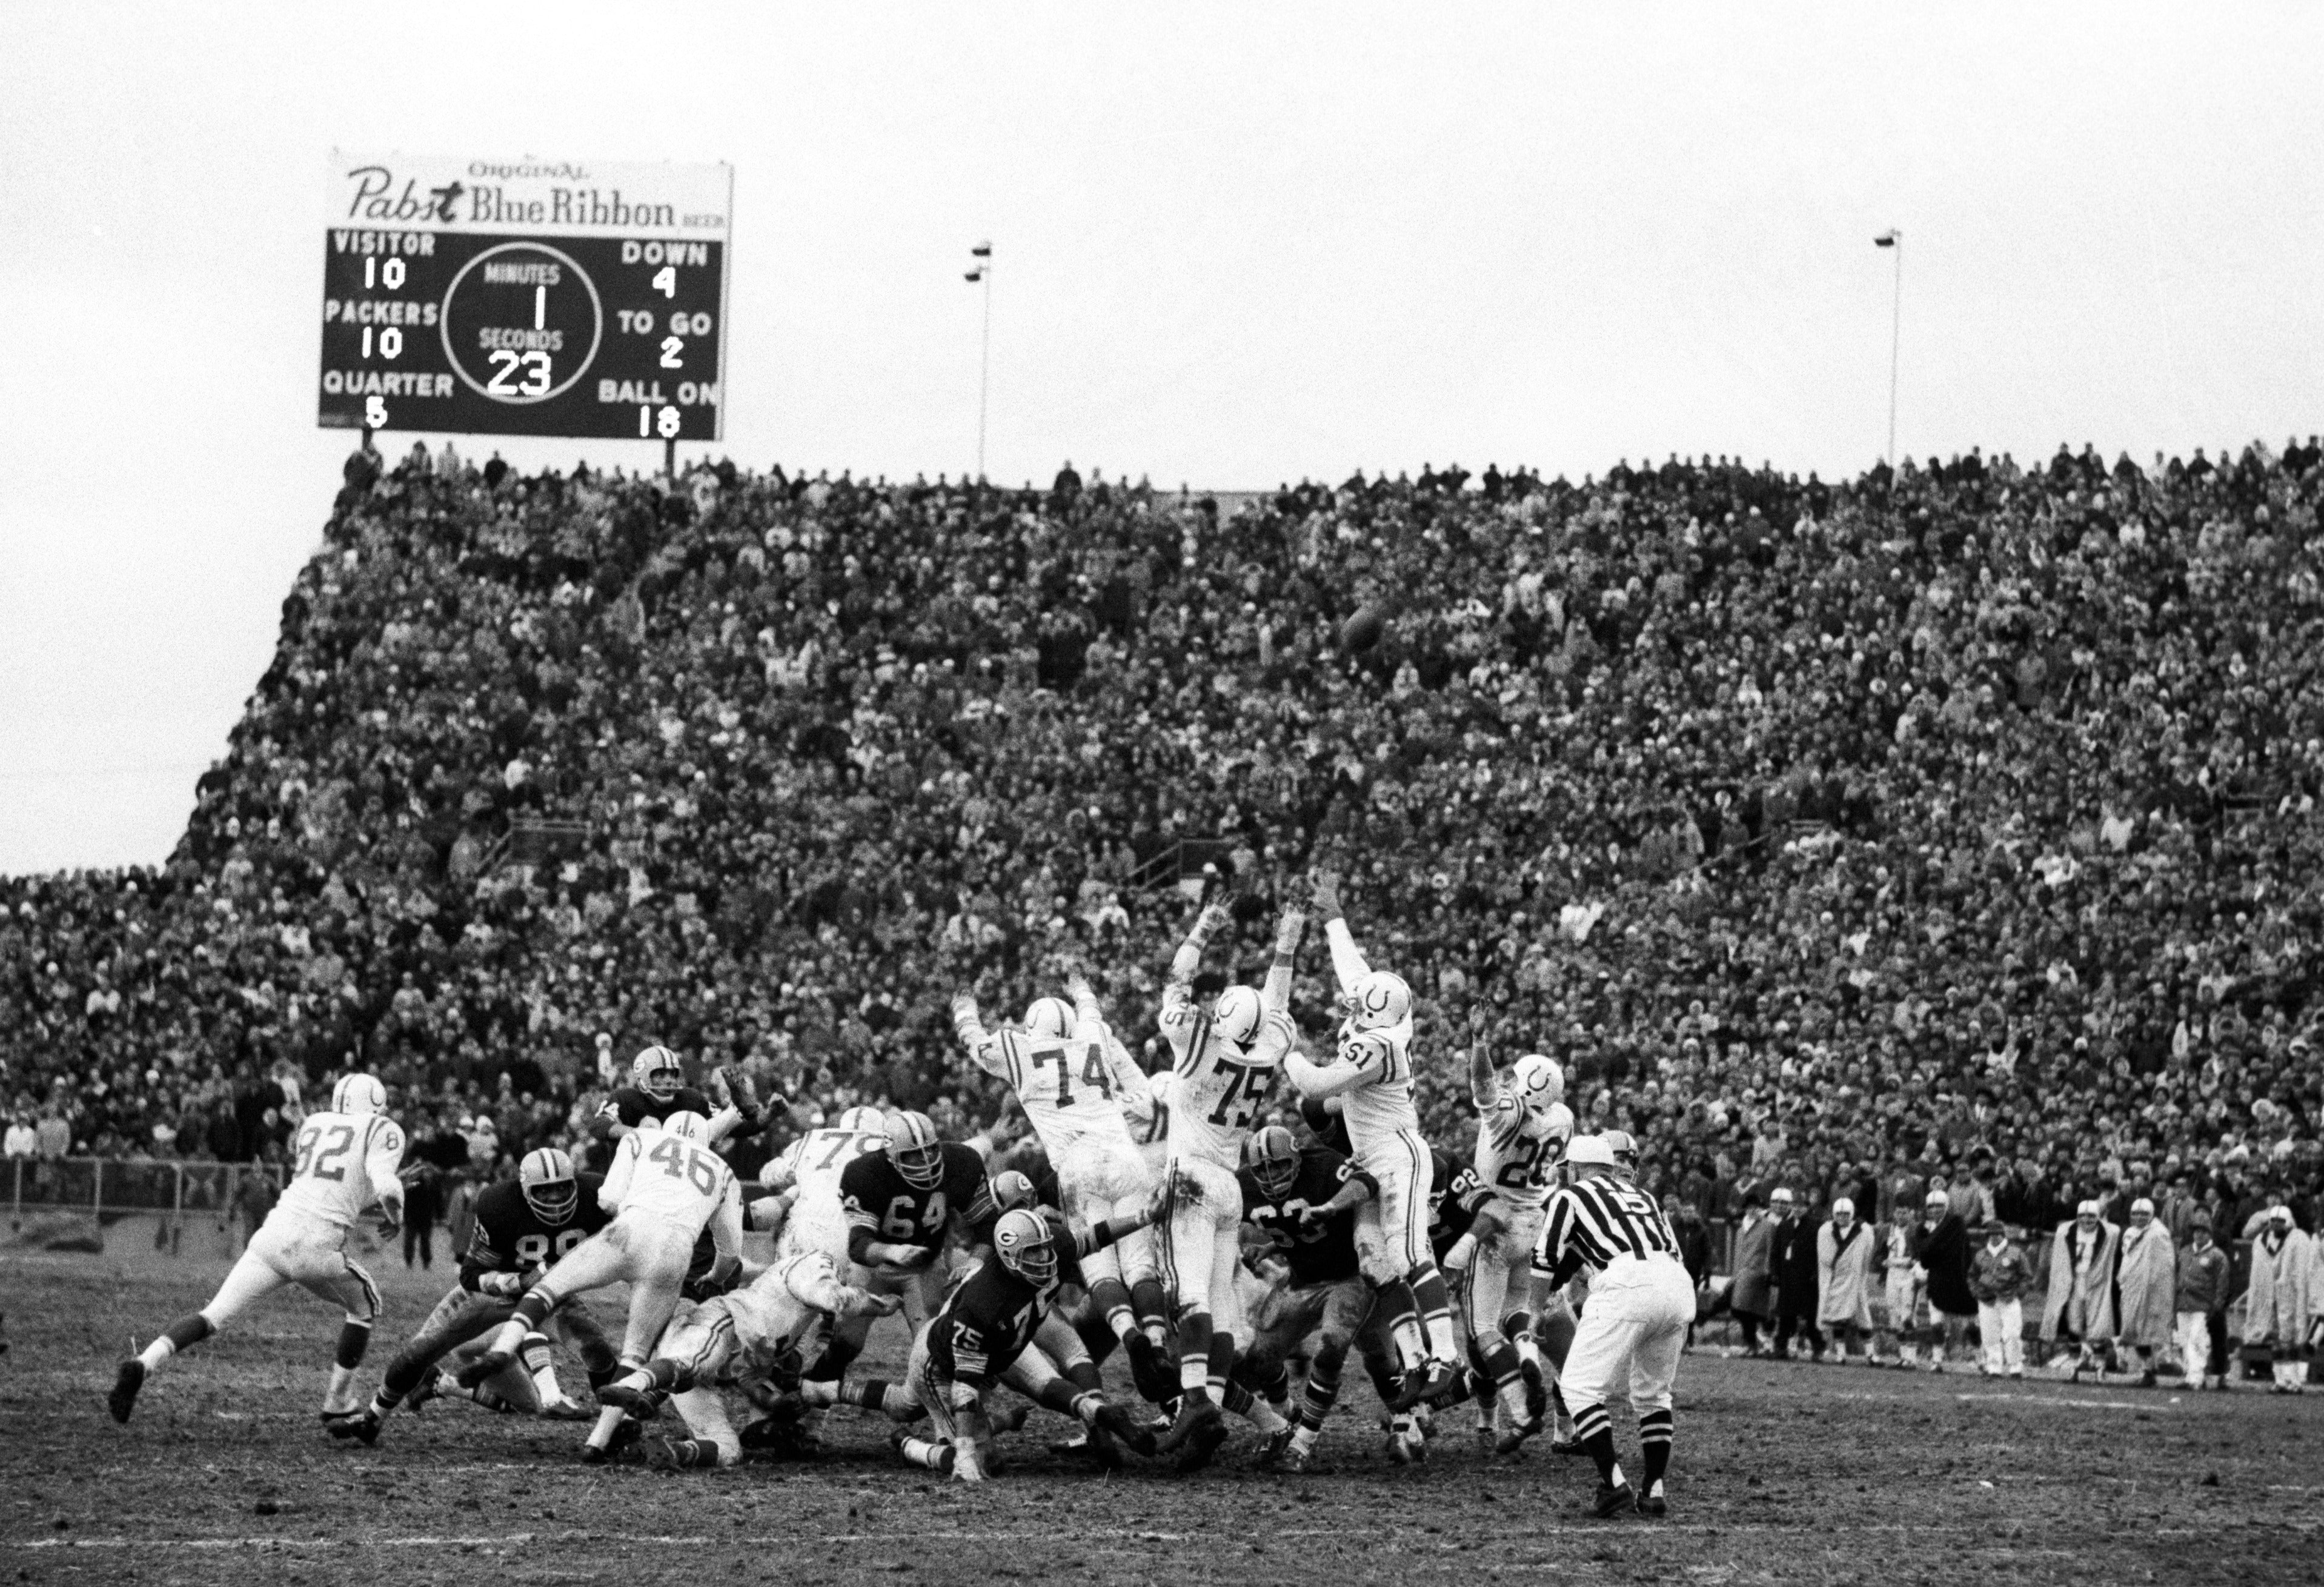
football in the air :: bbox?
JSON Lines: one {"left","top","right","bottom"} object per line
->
{"left": 1340, "top": 604, "right": 1386, "bottom": 652}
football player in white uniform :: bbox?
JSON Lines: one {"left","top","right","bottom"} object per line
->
{"left": 760, "top": 1105, "right": 887, "bottom": 1265}
{"left": 1459, "top": 1025, "right": 1575, "bottom": 1451}
{"left": 459, "top": 1110, "right": 742, "bottom": 1459}
{"left": 1284, "top": 871, "right": 1462, "bottom": 1404}
{"left": 597, "top": 1250, "right": 901, "bottom": 1468}
{"left": 1151, "top": 898, "right": 1304, "bottom": 1465}
{"left": 110, "top": 1074, "right": 404, "bottom": 1429}
{"left": 951, "top": 971, "right": 1162, "bottom": 1369}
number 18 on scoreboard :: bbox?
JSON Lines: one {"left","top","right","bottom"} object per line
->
{"left": 318, "top": 151, "right": 732, "bottom": 442}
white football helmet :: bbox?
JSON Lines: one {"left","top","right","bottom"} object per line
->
{"left": 1340, "top": 970, "right": 1411, "bottom": 1031}
{"left": 837, "top": 1105, "right": 884, "bottom": 1135}
{"left": 661, "top": 1110, "right": 710, "bottom": 1142}
{"left": 331, "top": 1073, "right": 387, "bottom": 1116}
{"left": 1510, "top": 1053, "right": 1566, "bottom": 1110}
{"left": 632, "top": 1045, "right": 684, "bottom": 1101}
{"left": 1023, "top": 996, "right": 1075, "bottom": 1040}
{"left": 1211, "top": 985, "right": 1264, "bottom": 1046}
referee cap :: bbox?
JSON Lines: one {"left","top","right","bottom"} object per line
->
{"left": 1566, "top": 1135, "right": 1617, "bottom": 1169}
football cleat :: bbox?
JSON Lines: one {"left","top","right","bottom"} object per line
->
{"left": 990, "top": 1401, "right": 1032, "bottom": 1435}
{"left": 1549, "top": 1435, "right": 1585, "bottom": 1457}
{"left": 1123, "top": 1333, "right": 1177, "bottom": 1404}
{"left": 325, "top": 1409, "right": 382, "bottom": 1446}
{"left": 649, "top": 1436, "right": 709, "bottom": 1471}
{"left": 1156, "top": 1394, "right": 1223, "bottom": 1454}
{"left": 1389, "top": 1358, "right": 1458, "bottom": 1411}
{"left": 537, "top": 1399, "right": 594, "bottom": 1422}
{"left": 1096, "top": 1400, "right": 1158, "bottom": 1458}
{"left": 1590, "top": 1480, "right": 1638, "bottom": 1519}
{"left": 1641, "top": 1487, "right": 1668, "bottom": 1518}
{"left": 456, "top": 1349, "right": 516, "bottom": 1389}
{"left": 1495, "top": 1413, "right": 1543, "bottom": 1456}
{"left": 1518, "top": 1357, "right": 1549, "bottom": 1423}
{"left": 1081, "top": 1419, "right": 1125, "bottom": 1470}
{"left": 595, "top": 1379, "right": 665, "bottom": 1420}
{"left": 1254, "top": 1425, "right": 1300, "bottom": 1470}
{"left": 408, "top": 1371, "right": 445, "bottom": 1411}
{"left": 1175, "top": 1411, "right": 1230, "bottom": 1475}
{"left": 108, "top": 1359, "right": 145, "bottom": 1424}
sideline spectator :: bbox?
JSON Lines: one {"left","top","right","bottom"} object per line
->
{"left": 2042, "top": 1200, "right": 2121, "bottom": 1379}
{"left": 1770, "top": 1189, "right": 1824, "bottom": 1360}
{"left": 1967, "top": 1219, "right": 2033, "bottom": 1379}
{"left": 2240, "top": 1205, "right": 2320, "bottom": 1394}
{"left": 1728, "top": 1191, "right": 1776, "bottom": 1356}
{"left": 2174, "top": 1212, "right": 2232, "bottom": 1389}
{"left": 2115, "top": 1198, "right": 2178, "bottom": 1386}
{"left": 1816, "top": 1196, "right": 1877, "bottom": 1362}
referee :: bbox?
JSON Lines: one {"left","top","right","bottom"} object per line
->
{"left": 1533, "top": 1134, "right": 1696, "bottom": 1518}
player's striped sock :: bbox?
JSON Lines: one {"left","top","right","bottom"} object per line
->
{"left": 1571, "top": 1400, "right": 1621, "bottom": 1485}
{"left": 1409, "top": 1266, "right": 1458, "bottom": 1360}
{"left": 897, "top": 1435, "right": 954, "bottom": 1474}
{"left": 1477, "top": 1338, "right": 1524, "bottom": 1422}
{"left": 1638, "top": 1408, "right": 1673, "bottom": 1488}
{"left": 140, "top": 1313, "right": 214, "bottom": 1372}
{"left": 1298, "top": 1360, "right": 1341, "bottom": 1432}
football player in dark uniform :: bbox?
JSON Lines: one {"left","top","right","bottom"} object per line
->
{"left": 332, "top": 1148, "right": 617, "bottom": 1444}
{"left": 896, "top": 1205, "right": 1162, "bottom": 1481}
{"left": 1235, "top": 1125, "right": 1409, "bottom": 1471}
{"left": 594, "top": 1043, "right": 769, "bottom": 1144}
{"left": 1429, "top": 1143, "right": 1495, "bottom": 1265}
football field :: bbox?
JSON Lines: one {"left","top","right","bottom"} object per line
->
{"left": 3, "top": 1251, "right": 2318, "bottom": 1586}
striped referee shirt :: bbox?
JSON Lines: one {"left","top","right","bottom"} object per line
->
{"left": 1533, "top": 1174, "right": 1681, "bottom": 1287}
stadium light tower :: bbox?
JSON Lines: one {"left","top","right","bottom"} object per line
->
{"left": 1874, "top": 230, "right": 1902, "bottom": 468}
{"left": 964, "top": 241, "right": 993, "bottom": 481}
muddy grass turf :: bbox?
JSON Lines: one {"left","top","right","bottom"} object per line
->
{"left": 2, "top": 1252, "right": 2319, "bottom": 1585}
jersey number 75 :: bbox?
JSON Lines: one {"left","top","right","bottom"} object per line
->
{"left": 1205, "top": 1060, "right": 1275, "bottom": 1130}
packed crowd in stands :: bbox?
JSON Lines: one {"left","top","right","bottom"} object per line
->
{"left": 7, "top": 436, "right": 2324, "bottom": 1273}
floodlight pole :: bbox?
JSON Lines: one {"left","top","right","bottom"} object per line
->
{"left": 1885, "top": 231, "right": 1904, "bottom": 469}
{"left": 976, "top": 257, "right": 993, "bottom": 483}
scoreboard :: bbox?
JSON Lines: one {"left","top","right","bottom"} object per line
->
{"left": 318, "top": 151, "right": 731, "bottom": 441}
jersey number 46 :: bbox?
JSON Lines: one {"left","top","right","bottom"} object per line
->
{"left": 647, "top": 1136, "right": 722, "bottom": 1197}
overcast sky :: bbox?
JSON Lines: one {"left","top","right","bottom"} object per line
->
{"left": 2, "top": 2, "right": 2319, "bottom": 874}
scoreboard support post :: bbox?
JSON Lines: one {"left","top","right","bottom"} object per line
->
{"left": 665, "top": 436, "right": 676, "bottom": 482}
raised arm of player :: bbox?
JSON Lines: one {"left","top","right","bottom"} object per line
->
{"left": 1262, "top": 905, "right": 1306, "bottom": 1014}
{"left": 1469, "top": 1007, "right": 1502, "bottom": 1111}
{"left": 950, "top": 991, "right": 1013, "bottom": 1079}
{"left": 1161, "top": 902, "right": 1234, "bottom": 1025}
{"left": 1286, "top": 1022, "right": 1369, "bottom": 1102}
{"left": 1310, "top": 871, "right": 1372, "bottom": 996}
